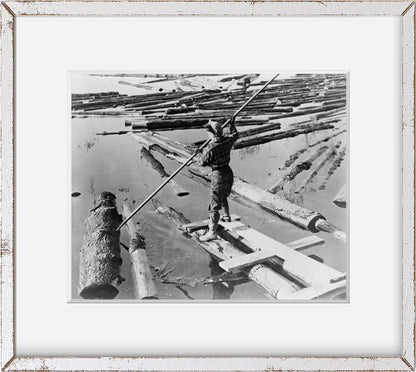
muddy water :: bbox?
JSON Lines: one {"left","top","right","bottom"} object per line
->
{"left": 71, "top": 74, "right": 347, "bottom": 301}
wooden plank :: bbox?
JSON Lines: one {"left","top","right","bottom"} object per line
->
{"left": 182, "top": 214, "right": 241, "bottom": 232}
{"left": 286, "top": 235, "right": 324, "bottom": 251}
{"left": 219, "top": 250, "right": 278, "bottom": 272}
{"left": 220, "top": 220, "right": 345, "bottom": 286}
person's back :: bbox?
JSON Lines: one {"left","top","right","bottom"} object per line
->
{"left": 199, "top": 121, "right": 238, "bottom": 169}
{"left": 198, "top": 119, "right": 238, "bottom": 242}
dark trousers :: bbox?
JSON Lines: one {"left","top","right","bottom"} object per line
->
{"left": 208, "top": 165, "right": 234, "bottom": 224}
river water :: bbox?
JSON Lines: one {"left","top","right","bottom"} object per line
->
{"left": 71, "top": 73, "right": 348, "bottom": 301}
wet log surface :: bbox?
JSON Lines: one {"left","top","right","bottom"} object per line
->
{"left": 122, "top": 203, "right": 158, "bottom": 299}
{"left": 139, "top": 146, "right": 189, "bottom": 197}
{"left": 78, "top": 192, "right": 124, "bottom": 299}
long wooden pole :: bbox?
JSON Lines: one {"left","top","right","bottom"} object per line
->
{"left": 117, "top": 73, "right": 280, "bottom": 231}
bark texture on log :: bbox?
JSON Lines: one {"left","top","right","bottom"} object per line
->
{"left": 78, "top": 192, "right": 124, "bottom": 299}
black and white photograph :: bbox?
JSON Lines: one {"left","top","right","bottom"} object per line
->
{"left": 71, "top": 72, "right": 348, "bottom": 302}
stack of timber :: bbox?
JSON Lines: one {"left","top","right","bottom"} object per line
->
{"left": 130, "top": 131, "right": 345, "bottom": 238}
{"left": 72, "top": 74, "right": 347, "bottom": 130}
{"left": 78, "top": 192, "right": 124, "bottom": 299}
{"left": 153, "top": 199, "right": 346, "bottom": 300}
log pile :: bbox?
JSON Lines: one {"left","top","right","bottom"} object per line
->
{"left": 72, "top": 74, "right": 347, "bottom": 134}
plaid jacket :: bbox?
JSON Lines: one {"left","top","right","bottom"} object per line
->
{"left": 199, "top": 122, "right": 238, "bottom": 170}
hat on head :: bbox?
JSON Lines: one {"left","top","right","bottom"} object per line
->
{"left": 204, "top": 120, "right": 223, "bottom": 137}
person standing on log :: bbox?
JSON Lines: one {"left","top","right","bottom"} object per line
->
{"left": 197, "top": 118, "right": 239, "bottom": 242}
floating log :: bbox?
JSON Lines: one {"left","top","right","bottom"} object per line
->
{"left": 266, "top": 104, "right": 346, "bottom": 121}
{"left": 78, "top": 192, "right": 124, "bottom": 299}
{"left": 72, "top": 110, "right": 137, "bottom": 117}
{"left": 129, "top": 117, "right": 270, "bottom": 131}
{"left": 122, "top": 203, "right": 158, "bottom": 299}
{"left": 322, "top": 98, "right": 347, "bottom": 106}
{"left": 192, "top": 121, "right": 283, "bottom": 147}
{"left": 281, "top": 148, "right": 308, "bottom": 170}
{"left": 72, "top": 91, "right": 121, "bottom": 100}
{"left": 233, "top": 123, "right": 335, "bottom": 150}
{"left": 319, "top": 145, "right": 347, "bottom": 190}
{"left": 333, "top": 185, "right": 346, "bottom": 208}
{"left": 237, "top": 122, "right": 282, "bottom": 138}
{"left": 295, "top": 143, "right": 340, "bottom": 194}
{"left": 130, "top": 132, "right": 341, "bottom": 235}
{"left": 139, "top": 146, "right": 189, "bottom": 197}
{"left": 119, "top": 80, "right": 154, "bottom": 90}
{"left": 97, "top": 130, "right": 142, "bottom": 136}
{"left": 268, "top": 145, "right": 329, "bottom": 193}
{"left": 308, "top": 128, "right": 346, "bottom": 147}
{"left": 166, "top": 105, "right": 197, "bottom": 115}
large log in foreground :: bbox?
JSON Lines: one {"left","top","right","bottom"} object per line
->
{"left": 78, "top": 192, "right": 124, "bottom": 299}
{"left": 122, "top": 203, "right": 158, "bottom": 299}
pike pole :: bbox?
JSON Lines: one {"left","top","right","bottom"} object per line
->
{"left": 117, "top": 73, "right": 280, "bottom": 231}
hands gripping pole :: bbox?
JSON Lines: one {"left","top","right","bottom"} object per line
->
{"left": 116, "top": 73, "right": 280, "bottom": 231}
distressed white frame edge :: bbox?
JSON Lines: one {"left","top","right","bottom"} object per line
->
{"left": 1, "top": 1, "right": 414, "bottom": 371}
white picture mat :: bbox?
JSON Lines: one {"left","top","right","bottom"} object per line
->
{"left": 15, "top": 16, "right": 400, "bottom": 356}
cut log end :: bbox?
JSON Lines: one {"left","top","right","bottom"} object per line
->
{"left": 79, "top": 283, "right": 119, "bottom": 299}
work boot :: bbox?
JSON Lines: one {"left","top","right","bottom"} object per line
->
{"left": 221, "top": 200, "right": 231, "bottom": 222}
{"left": 221, "top": 214, "right": 231, "bottom": 222}
{"left": 200, "top": 212, "right": 219, "bottom": 242}
{"left": 199, "top": 222, "right": 218, "bottom": 242}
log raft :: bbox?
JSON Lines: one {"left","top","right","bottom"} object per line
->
{"left": 78, "top": 192, "right": 124, "bottom": 299}
{"left": 152, "top": 200, "right": 300, "bottom": 298}
{"left": 154, "top": 200, "right": 346, "bottom": 300}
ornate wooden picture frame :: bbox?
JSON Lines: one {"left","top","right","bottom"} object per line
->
{"left": 1, "top": 1, "right": 414, "bottom": 370}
